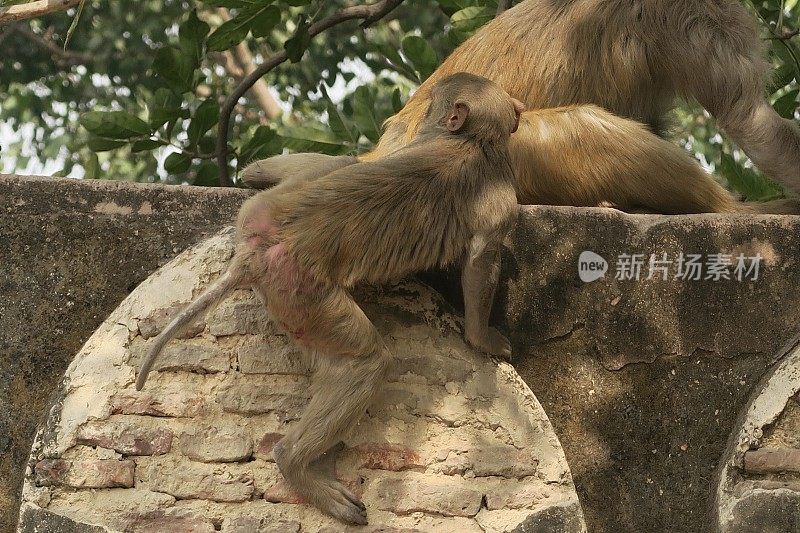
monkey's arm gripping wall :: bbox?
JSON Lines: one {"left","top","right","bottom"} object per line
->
{"left": 135, "top": 270, "right": 241, "bottom": 390}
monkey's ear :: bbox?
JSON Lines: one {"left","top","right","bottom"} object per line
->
{"left": 447, "top": 101, "right": 470, "bottom": 132}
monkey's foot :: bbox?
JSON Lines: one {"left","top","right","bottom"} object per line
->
{"left": 316, "top": 478, "right": 368, "bottom": 525}
{"left": 467, "top": 327, "right": 512, "bottom": 360}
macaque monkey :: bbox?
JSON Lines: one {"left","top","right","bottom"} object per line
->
{"left": 137, "top": 73, "right": 523, "bottom": 524}
{"left": 244, "top": 0, "right": 800, "bottom": 214}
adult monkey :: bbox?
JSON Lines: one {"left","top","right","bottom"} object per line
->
{"left": 138, "top": 73, "right": 523, "bottom": 524}
{"left": 244, "top": 0, "right": 800, "bottom": 214}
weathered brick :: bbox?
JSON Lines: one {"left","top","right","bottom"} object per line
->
{"left": 238, "top": 335, "right": 305, "bottom": 374}
{"left": 217, "top": 377, "right": 309, "bottom": 417}
{"left": 343, "top": 443, "right": 423, "bottom": 472}
{"left": 254, "top": 432, "right": 284, "bottom": 460}
{"left": 222, "top": 516, "right": 301, "bottom": 533}
{"left": 208, "top": 299, "right": 273, "bottom": 336}
{"left": 180, "top": 426, "right": 253, "bottom": 463}
{"left": 386, "top": 354, "right": 473, "bottom": 385}
{"left": 139, "top": 303, "right": 205, "bottom": 339}
{"left": 743, "top": 448, "right": 800, "bottom": 474}
{"left": 371, "top": 473, "right": 483, "bottom": 517}
{"left": 317, "top": 526, "right": 424, "bottom": 533}
{"left": 77, "top": 420, "right": 173, "bottom": 456}
{"left": 435, "top": 446, "right": 539, "bottom": 478}
{"left": 137, "top": 458, "right": 255, "bottom": 503}
{"left": 111, "top": 389, "right": 208, "bottom": 418}
{"left": 35, "top": 458, "right": 134, "bottom": 488}
{"left": 125, "top": 510, "right": 215, "bottom": 533}
{"left": 484, "top": 481, "right": 551, "bottom": 510}
{"left": 140, "top": 339, "right": 229, "bottom": 374}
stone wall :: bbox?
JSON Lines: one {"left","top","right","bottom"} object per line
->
{"left": 3, "top": 174, "right": 800, "bottom": 532}
{"left": 17, "top": 232, "right": 584, "bottom": 532}
{"left": 0, "top": 175, "right": 250, "bottom": 533}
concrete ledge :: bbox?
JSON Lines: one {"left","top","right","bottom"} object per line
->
{"left": 3, "top": 175, "right": 800, "bottom": 532}
{"left": 500, "top": 207, "right": 800, "bottom": 532}
{"left": 0, "top": 175, "right": 251, "bottom": 533}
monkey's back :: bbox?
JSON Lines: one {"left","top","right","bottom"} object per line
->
{"left": 370, "top": 0, "right": 757, "bottom": 155}
{"left": 277, "top": 143, "right": 515, "bottom": 287}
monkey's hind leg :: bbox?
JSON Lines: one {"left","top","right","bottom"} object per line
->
{"left": 269, "top": 288, "right": 390, "bottom": 525}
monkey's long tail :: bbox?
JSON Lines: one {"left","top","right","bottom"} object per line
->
{"left": 136, "top": 268, "right": 243, "bottom": 391}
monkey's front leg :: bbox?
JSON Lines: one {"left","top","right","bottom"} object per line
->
{"left": 462, "top": 235, "right": 512, "bottom": 359}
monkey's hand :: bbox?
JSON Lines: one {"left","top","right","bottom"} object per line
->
{"left": 466, "top": 327, "right": 512, "bottom": 360}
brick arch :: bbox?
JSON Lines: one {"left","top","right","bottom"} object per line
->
{"left": 18, "top": 230, "right": 585, "bottom": 532}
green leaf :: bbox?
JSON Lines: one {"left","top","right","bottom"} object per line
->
{"left": 285, "top": 15, "right": 311, "bottom": 63}
{"left": 207, "top": 18, "right": 252, "bottom": 52}
{"left": 320, "top": 85, "right": 357, "bottom": 144}
{"left": 149, "top": 88, "right": 184, "bottom": 129}
{"left": 197, "top": 0, "right": 250, "bottom": 7}
{"left": 769, "top": 64, "right": 796, "bottom": 93}
{"left": 773, "top": 89, "right": 799, "bottom": 119}
{"left": 194, "top": 162, "right": 220, "bottom": 186}
{"left": 187, "top": 99, "right": 220, "bottom": 147}
{"left": 164, "top": 152, "right": 192, "bottom": 175}
{"left": 719, "top": 152, "right": 783, "bottom": 201}
{"left": 180, "top": 10, "right": 211, "bottom": 61}
{"left": 251, "top": 5, "right": 281, "bottom": 39}
{"left": 450, "top": 6, "right": 494, "bottom": 33}
{"left": 401, "top": 35, "right": 438, "bottom": 80}
{"left": 152, "top": 47, "right": 196, "bottom": 94}
{"left": 437, "top": 0, "right": 480, "bottom": 11}
{"left": 239, "top": 125, "right": 282, "bottom": 164}
{"left": 207, "top": 3, "right": 278, "bottom": 51}
{"left": 326, "top": 102, "right": 357, "bottom": 144}
{"left": 131, "top": 138, "right": 162, "bottom": 152}
{"left": 80, "top": 111, "right": 151, "bottom": 139}
{"left": 83, "top": 151, "right": 100, "bottom": 179}
{"left": 87, "top": 137, "right": 128, "bottom": 152}
{"left": 352, "top": 86, "right": 381, "bottom": 144}
{"left": 278, "top": 126, "right": 349, "bottom": 155}
{"left": 286, "top": 0, "right": 312, "bottom": 5}
{"left": 391, "top": 87, "right": 404, "bottom": 113}
{"left": 373, "top": 41, "right": 419, "bottom": 81}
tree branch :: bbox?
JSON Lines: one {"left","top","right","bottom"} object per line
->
{"left": 12, "top": 24, "right": 92, "bottom": 65}
{"left": 215, "top": 8, "right": 282, "bottom": 121}
{"left": 232, "top": 42, "right": 282, "bottom": 121}
{"left": 496, "top": 0, "right": 513, "bottom": 16}
{"left": 216, "top": 0, "right": 405, "bottom": 186}
{"left": 0, "top": 0, "right": 82, "bottom": 23}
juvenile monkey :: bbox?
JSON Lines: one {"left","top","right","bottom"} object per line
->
{"left": 137, "top": 73, "right": 523, "bottom": 524}
{"left": 244, "top": 0, "right": 800, "bottom": 214}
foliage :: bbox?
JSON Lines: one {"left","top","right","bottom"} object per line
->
{"left": 0, "top": 0, "right": 798, "bottom": 196}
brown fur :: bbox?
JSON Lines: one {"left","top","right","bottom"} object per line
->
{"left": 362, "top": 0, "right": 800, "bottom": 212}
{"left": 136, "top": 73, "right": 520, "bottom": 525}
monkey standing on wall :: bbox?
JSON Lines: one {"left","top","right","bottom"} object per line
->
{"left": 244, "top": 0, "right": 800, "bottom": 214}
{"left": 137, "top": 73, "right": 524, "bottom": 524}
